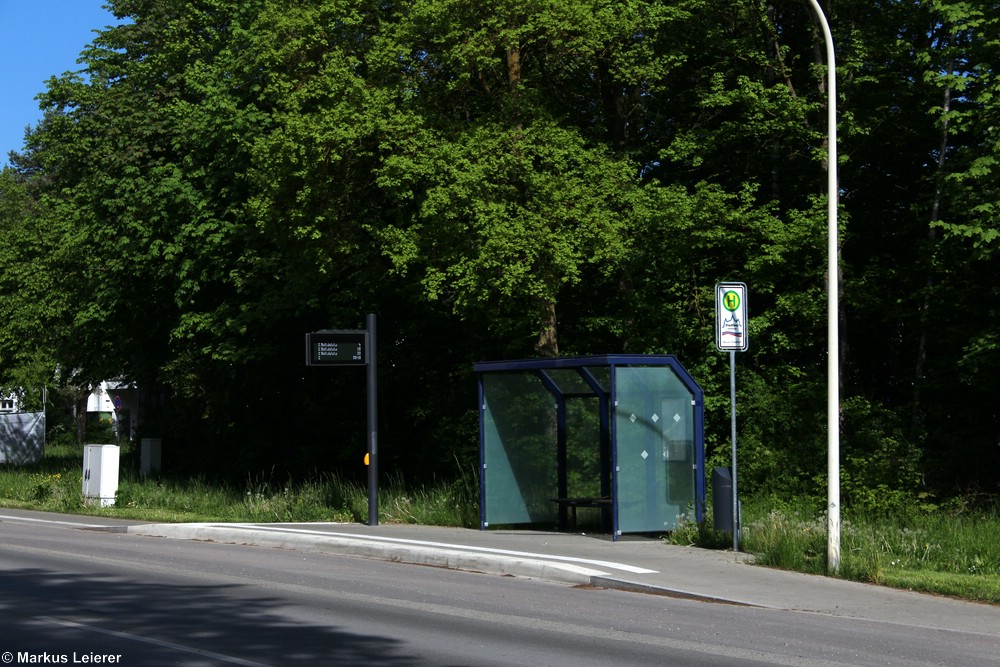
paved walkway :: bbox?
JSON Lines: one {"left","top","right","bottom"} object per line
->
{"left": 123, "top": 520, "right": 1000, "bottom": 637}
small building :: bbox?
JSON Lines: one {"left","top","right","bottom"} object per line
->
{"left": 86, "top": 380, "right": 139, "bottom": 441}
{"left": 475, "top": 355, "right": 705, "bottom": 539}
{"left": 0, "top": 390, "right": 21, "bottom": 414}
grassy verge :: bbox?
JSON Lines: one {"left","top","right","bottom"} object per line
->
{"left": 734, "top": 498, "right": 1000, "bottom": 604}
{"left": 0, "top": 441, "right": 479, "bottom": 527}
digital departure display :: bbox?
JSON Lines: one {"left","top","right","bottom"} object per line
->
{"left": 306, "top": 331, "right": 368, "bottom": 366}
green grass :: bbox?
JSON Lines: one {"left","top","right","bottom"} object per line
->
{"left": 735, "top": 498, "right": 1000, "bottom": 604}
{"left": 0, "top": 441, "right": 480, "bottom": 527}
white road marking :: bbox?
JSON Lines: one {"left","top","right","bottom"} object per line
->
{"left": 2, "top": 512, "right": 658, "bottom": 575}
{"left": 0, "top": 514, "right": 111, "bottom": 529}
{"left": 220, "top": 523, "right": 659, "bottom": 574}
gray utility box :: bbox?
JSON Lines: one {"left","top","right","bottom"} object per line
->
{"left": 82, "top": 444, "right": 119, "bottom": 507}
{"left": 140, "top": 438, "right": 162, "bottom": 477}
{"left": 712, "top": 466, "right": 734, "bottom": 532}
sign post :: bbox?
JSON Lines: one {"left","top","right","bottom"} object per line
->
{"left": 716, "top": 282, "right": 748, "bottom": 551}
{"left": 365, "top": 313, "right": 378, "bottom": 527}
{"left": 306, "top": 316, "right": 379, "bottom": 526}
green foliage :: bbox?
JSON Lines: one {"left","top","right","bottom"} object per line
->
{"left": 737, "top": 499, "right": 1000, "bottom": 603}
{"left": 380, "top": 470, "right": 481, "bottom": 528}
{"left": 879, "top": 569, "right": 1000, "bottom": 604}
{"left": 239, "top": 475, "right": 359, "bottom": 523}
{"left": 0, "top": 450, "right": 84, "bottom": 513}
{"left": 664, "top": 509, "right": 732, "bottom": 550}
{"left": 376, "top": 121, "right": 637, "bottom": 345}
{"left": 1, "top": 0, "right": 999, "bottom": 501}
{"left": 0, "top": 444, "right": 480, "bottom": 527}
{"left": 113, "top": 476, "right": 240, "bottom": 521}
{"left": 743, "top": 505, "right": 829, "bottom": 574}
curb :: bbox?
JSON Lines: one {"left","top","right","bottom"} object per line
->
{"left": 126, "top": 523, "right": 764, "bottom": 606}
{"left": 590, "top": 576, "right": 759, "bottom": 606}
{"left": 127, "top": 524, "right": 606, "bottom": 586}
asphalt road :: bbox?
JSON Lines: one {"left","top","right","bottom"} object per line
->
{"left": 0, "top": 516, "right": 995, "bottom": 666}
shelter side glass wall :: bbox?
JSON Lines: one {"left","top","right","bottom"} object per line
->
{"left": 482, "top": 373, "right": 557, "bottom": 526}
{"left": 614, "top": 366, "right": 696, "bottom": 533}
{"left": 566, "top": 397, "right": 602, "bottom": 499}
{"left": 543, "top": 368, "right": 595, "bottom": 395}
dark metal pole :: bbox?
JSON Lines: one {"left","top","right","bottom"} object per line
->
{"left": 366, "top": 313, "right": 378, "bottom": 526}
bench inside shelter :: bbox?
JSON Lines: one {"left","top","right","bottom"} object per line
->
{"left": 550, "top": 496, "right": 612, "bottom": 531}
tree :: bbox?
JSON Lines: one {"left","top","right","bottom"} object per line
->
{"left": 4, "top": 0, "right": 998, "bottom": 496}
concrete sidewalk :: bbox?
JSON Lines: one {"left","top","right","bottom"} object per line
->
{"left": 126, "top": 521, "right": 1000, "bottom": 637}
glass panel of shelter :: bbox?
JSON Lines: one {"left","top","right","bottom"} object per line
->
{"left": 481, "top": 372, "right": 557, "bottom": 527}
{"left": 613, "top": 366, "right": 696, "bottom": 534}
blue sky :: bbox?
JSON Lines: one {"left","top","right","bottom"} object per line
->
{"left": 1, "top": 1, "right": 119, "bottom": 166}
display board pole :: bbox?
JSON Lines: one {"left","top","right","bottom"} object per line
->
{"left": 366, "top": 313, "right": 378, "bottom": 526}
{"left": 305, "top": 316, "right": 379, "bottom": 525}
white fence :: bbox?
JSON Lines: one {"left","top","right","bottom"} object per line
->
{"left": 0, "top": 411, "right": 45, "bottom": 465}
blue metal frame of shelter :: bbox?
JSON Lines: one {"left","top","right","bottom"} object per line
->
{"left": 475, "top": 355, "right": 705, "bottom": 540}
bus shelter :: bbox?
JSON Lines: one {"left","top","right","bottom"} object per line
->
{"left": 475, "top": 355, "right": 705, "bottom": 539}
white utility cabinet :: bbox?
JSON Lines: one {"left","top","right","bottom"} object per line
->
{"left": 82, "top": 444, "right": 119, "bottom": 507}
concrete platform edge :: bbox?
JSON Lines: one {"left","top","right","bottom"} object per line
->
{"left": 127, "top": 523, "right": 604, "bottom": 587}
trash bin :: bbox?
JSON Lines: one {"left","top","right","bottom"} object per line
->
{"left": 712, "top": 466, "right": 733, "bottom": 532}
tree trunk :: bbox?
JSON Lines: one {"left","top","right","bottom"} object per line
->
{"left": 535, "top": 300, "right": 559, "bottom": 358}
{"left": 506, "top": 46, "right": 521, "bottom": 94}
{"left": 913, "top": 45, "right": 955, "bottom": 438}
{"left": 75, "top": 393, "right": 88, "bottom": 444}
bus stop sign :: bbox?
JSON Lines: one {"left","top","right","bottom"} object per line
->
{"left": 715, "top": 283, "right": 748, "bottom": 352}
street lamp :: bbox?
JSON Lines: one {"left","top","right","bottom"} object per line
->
{"left": 804, "top": 0, "right": 840, "bottom": 574}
